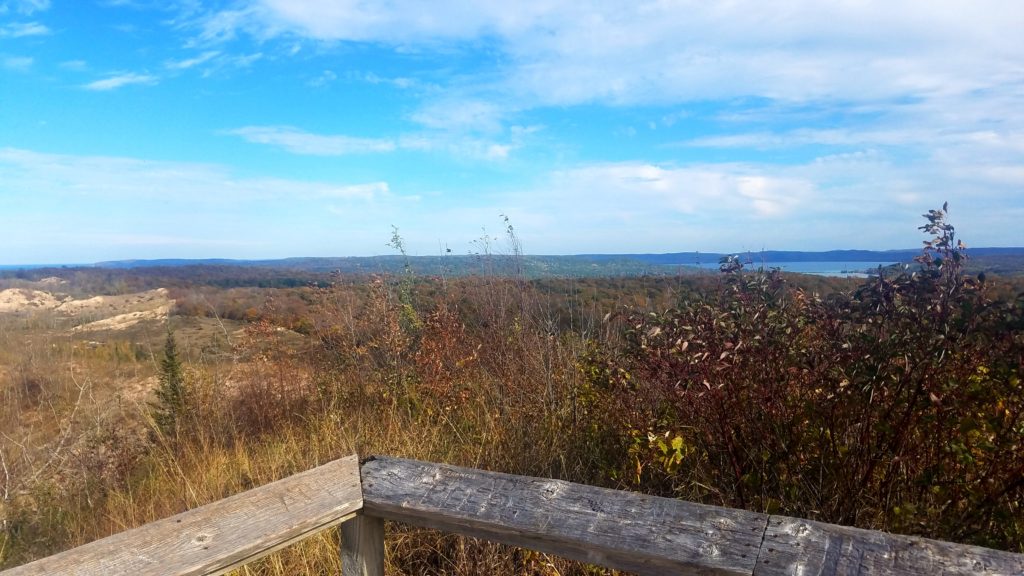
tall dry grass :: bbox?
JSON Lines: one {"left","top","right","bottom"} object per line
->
{"left": 4, "top": 211, "right": 1021, "bottom": 572}
{"left": 1, "top": 265, "right": 615, "bottom": 574}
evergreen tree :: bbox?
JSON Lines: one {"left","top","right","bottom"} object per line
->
{"left": 151, "top": 329, "right": 186, "bottom": 435}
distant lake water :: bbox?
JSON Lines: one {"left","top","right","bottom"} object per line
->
{"left": 691, "top": 261, "right": 898, "bottom": 278}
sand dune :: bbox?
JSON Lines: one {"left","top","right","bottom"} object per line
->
{"left": 0, "top": 288, "right": 65, "bottom": 312}
{"left": 71, "top": 303, "right": 173, "bottom": 332}
{"left": 1, "top": 287, "right": 173, "bottom": 332}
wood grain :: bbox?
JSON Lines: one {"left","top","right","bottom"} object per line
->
{"left": 754, "top": 515, "right": 1024, "bottom": 576}
{"left": 1, "top": 455, "right": 361, "bottom": 576}
{"left": 8, "top": 452, "right": 1024, "bottom": 576}
{"left": 361, "top": 456, "right": 769, "bottom": 576}
{"left": 341, "top": 514, "right": 385, "bottom": 576}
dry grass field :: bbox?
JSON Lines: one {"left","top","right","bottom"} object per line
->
{"left": 2, "top": 219, "right": 1022, "bottom": 574}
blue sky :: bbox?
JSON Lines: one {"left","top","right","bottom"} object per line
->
{"left": 1, "top": 0, "right": 1022, "bottom": 264}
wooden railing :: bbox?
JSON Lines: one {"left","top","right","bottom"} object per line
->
{"left": 3, "top": 455, "right": 1022, "bottom": 575}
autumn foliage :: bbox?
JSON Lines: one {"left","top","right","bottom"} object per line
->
{"left": 2, "top": 207, "right": 1022, "bottom": 574}
{"left": 583, "top": 206, "right": 1024, "bottom": 549}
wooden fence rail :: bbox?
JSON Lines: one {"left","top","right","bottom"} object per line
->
{"left": 3, "top": 454, "right": 1022, "bottom": 575}
{"left": 1, "top": 456, "right": 362, "bottom": 576}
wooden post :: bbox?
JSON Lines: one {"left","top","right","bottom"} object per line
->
{"left": 341, "top": 515, "right": 384, "bottom": 576}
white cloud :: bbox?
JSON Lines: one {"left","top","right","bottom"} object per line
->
{"left": 0, "top": 147, "right": 378, "bottom": 201}
{"left": 307, "top": 69, "right": 336, "bottom": 87}
{"left": 0, "top": 147, "right": 420, "bottom": 260}
{"left": 179, "top": 0, "right": 1024, "bottom": 157}
{"left": 188, "top": 1, "right": 1023, "bottom": 105}
{"left": 0, "top": 54, "right": 31, "bottom": 70}
{"left": 684, "top": 128, "right": 941, "bottom": 150}
{"left": 99, "top": 0, "right": 155, "bottom": 7}
{"left": 74, "top": 232, "right": 248, "bottom": 247}
{"left": 460, "top": 143, "right": 1024, "bottom": 253}
{"left": 227, "top": 126, "right": 396, "bottom": 155}
{"left": 228, "top": 125, "right": 523, "bottom": 161}
{"left": 82, "top": 72, "right": 158, "bottom": 90}
{"left": 191, "top": 6, "right": 260, "bottom": 44}
{"left": 0, "top": 0, "right": 49, "bottom": 16}
{"left": 549, "top": 163, "right": 814, "bottom": 219}
{"left": 228, "top": 51, "right": 262, "bottom": 67}
{"left": 397, "top": 134, "right": 513, "bottom": 161}
{"left": 363, "top": 72, "right": 416, "bottom": 89}
{"left": 222, "top": 0, "right": 575, "bottom": 44}
{"left": 408, "top": 162, "right": 826, "bottom": 254}
{"left": 0, "top": 21, "right": 48, "bottom": 37}
{"left": 320, "top": 182, "right": 390, "bottom": 200}
{"left": 410, "top": 98, "right": 507, "bottom": 134}
{"left": 60, "top": 59, "right": 87, "bottom": 70}
{"left": 1, "top": 145, "right": 1018, "bottom": 260}
{"left": 165, "top": 50, "right": 219, "bottom": 70}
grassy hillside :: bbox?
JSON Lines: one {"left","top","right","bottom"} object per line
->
{"left": 2, "top": 209, "right": 1023, "bottom": 573}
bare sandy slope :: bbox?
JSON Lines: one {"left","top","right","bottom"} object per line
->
{"left": 71, "top": 303, "right": 174, "bottom": 332}
{"left": 0, "top": 288, "right": 65, "bottom": 312}
{"left": 57, "top": 288, "right": 170, "bottom": 317}
{"left": 0, "top": 287, "right": 173, "bottom": 331}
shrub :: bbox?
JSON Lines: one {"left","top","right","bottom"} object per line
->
{"left": 585, "top": 205, "right": 1024, "bottom": 550}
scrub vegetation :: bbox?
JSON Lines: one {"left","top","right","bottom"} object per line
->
{"left": 1, "top": 207, "right": 1022, "bottom": 574}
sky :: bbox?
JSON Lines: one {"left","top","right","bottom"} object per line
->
{"left": 1, "top": 0, "right": 1023, "bottom": 264}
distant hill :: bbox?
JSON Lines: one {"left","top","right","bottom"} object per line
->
{"left": 577, "top": 247, "right": 1024, "bottom": 266}
{"left": 83, "top": 247, "right": 1024, "bottom": 278}
{"left": 91, "top": 255, "right": 674, "bottom": 277}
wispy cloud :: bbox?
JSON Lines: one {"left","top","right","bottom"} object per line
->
{"left": 550, "top": 162, "right": 814, "bottom": 220}
{"left": 363, "top": 72, "right": 416, "bottom": 89}
{"left": 410, "top": 98, "right": 507, "bottom": 134}
{"left": 227, "top": 125, "right": 526, "bottom": 162}
{"left": 184, "top": 0, "right": 1024, "bottom": 151}
{"left": 683, "top": 127, "right": 1024, "bottom": 158}
{"left": 683, "top": 128, "right": 941, "bottom": 150}
{"left": 397, "top": 134, "right": 514, "bottom": 161}
{"left": 320, "top": 182, "right": 390, "bottom": 200}
{"left": 0, "top": 0, "right": 50, "bottom": 16}
{"left": 0, "top": 147, "right": 393, "bottom": 202}
{"left": 189, "top": 5, "right": 260, "bottom": 45}
{"left": 165, "top": 50, "right": 219, "bottom": 70}
{"left": 0, "top": 21, "right": 48, "bottom": 37}
{"left": 98, "top": 0, "right": 156, "bottom": 8}
{"left": 227, "top": 126, "right": 396, "bottom": 155}
{"left": 3, "top": 143, "right": 1021, "bottom": 261}
{"left": 59, "top": 59, "right": 87, "bottom": 70}
{"left": 82, "top": 72, "right": 158, "bottom": 90}
{"left": 4, "top": 2, "right": 1021, "bottom": 258}
{"left": 0, "top": 54, "right": 31, "bottom": 70}
{"left": 226, "top": 51, "right": 261, "bottom": 68}
{"left": 0, "top": 147, "right": 405, "bottom": 260}
{"left": 189, "top": 1, "right": 1023, "bottom": 103}
{"left": 307, "top": 69, "right": 335, "bottom": 87}
{"left": 473, "top": 141, "right": 1024, "bottom": 254}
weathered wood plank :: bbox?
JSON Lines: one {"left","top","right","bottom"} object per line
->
{"left": 1, "top": 455, "right": 362, "bottom": 576}
{"left": 361, "top": 456, "right": 769, "bottom": 576}
{"left": 341, "top": 514, "right": 385, "bottom": 576}
{"left": 754, "top": 515, "right": 1024, "bottom": 576}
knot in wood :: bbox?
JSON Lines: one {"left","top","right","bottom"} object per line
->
{"left": 712, "top": 518, "right": 734, "bottom": 530}
{"left": 698, "top": 541, "right": 720, "bottom": 557}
